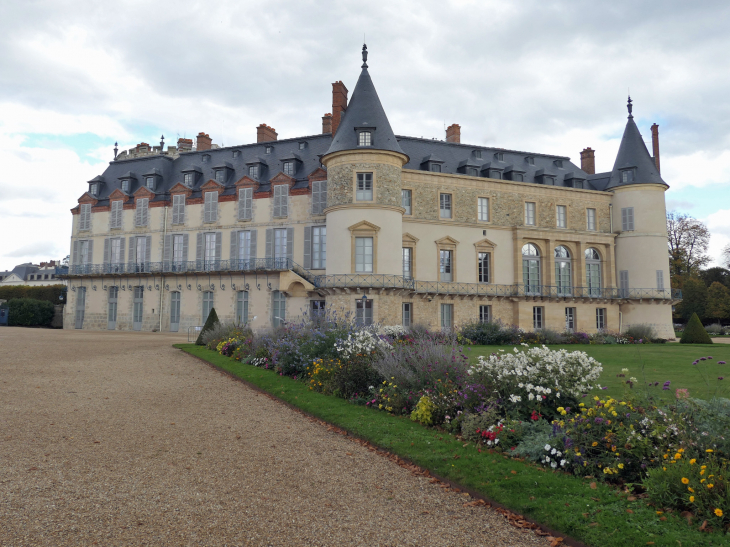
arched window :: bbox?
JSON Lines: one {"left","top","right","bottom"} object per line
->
{"left": 522, "top": 243, "right": 541, "bottom": 295}
{"left": 585, "top": 248, "right": 602, "bottom": 297}
{"left": 554, "top": 245, "right": 572, "bottom": 296}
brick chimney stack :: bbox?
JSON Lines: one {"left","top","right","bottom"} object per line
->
{"left": 446, "top": 123, "right": 461, "bottom": 143}
{"left": 322, "top": 113, "right": 333, "bottom": 134}
{"left": 196, "top": 132, "right": 212, "bottom": 151}
{"left": 177, "top": 137, "right": 193, "bottom": 152}
{"left": 257, "top": 124, "right": 278, "bottom": 143}
{"left": 331, "top": 81, "right": 349, "bottom": 135}
{"left": 580, "top": 147, "right": 596, "bottom": 175}
{"left": 651, "top": 123, "right": 660, "bottom": 173}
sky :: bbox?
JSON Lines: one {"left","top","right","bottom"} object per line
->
{"left": 1, "top": 0, "right": 729, "bottom": 272}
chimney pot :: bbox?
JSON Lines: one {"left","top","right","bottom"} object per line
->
{"left": 580, "top": 147, "right": 595, "bottom": 175}
{"left": 322, "top": 113, "right": 333, "bottom": 134}
{"left": 651, "top": 123, "right": 660, "bottom": 173}
{"left": 445, "top": 123, "right": 461, "bottom": 144}
{"left": 196, "top": 132, "right": 212, "bottom": 151}
{"left": 257, "top": 124, "right": 278, "bottom": 143}
{"left": 331, "top": 81, "right": 349, "bottom": 136}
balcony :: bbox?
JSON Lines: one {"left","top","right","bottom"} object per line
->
{"left": 65, "top": 258, "right": 297, "bottom": 277}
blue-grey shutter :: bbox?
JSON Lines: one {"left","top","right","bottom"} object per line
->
{"left": 213, "top": 194, "right": 218, "bottom": 222}
{"left": 230, "top": 231, "right": 239, "bottom": 262}
{"left": 281, "top": 187, "right": 288, "bottom": 217}
{"left": 128, "top": 236, "right": 136, "bottom": 263}
{"left": 196, "top": 233, "right": 203, "bottom": 262}
{"left": 286, "top": 227, "right": 294, "bottom": 262}
{"left": 273, "top": 187, "right": 281, "bottom": 218}
{"left": 171, "top": 195, "right": 179, "bottom": 224}
{"left": 627, "top": 207, "right": 634, "bottom": 231}
{"left": 244, "top": 188, "right": 253, "bottom": 219}
{"left": 119, "top": 238, "right": 125, "bottom": 264}
{"left": 311, "top": 181, "right": 319, "bottom": 215}
{"left": 182, "top": 233, "right": 189, "bottom": 262}
{"left": 135, "top": 201, "right": 141, "bottom": 226}
{"left": 145, "top": 236, "right": 152, "bottom": 264}
{"left": 250, "top": 229, "right": 257, "bottom": 260}
{"left": 321, "top": 181, "right": 327, "bottom": 212}
{"left": 87, "top": 240, "right": 94, "bottom": 264}
{"left": 303, "top": 227, "right": 312, "bottom": 269}
{"left": 265, "top": 228, "right": 273, "bottom": 259}
{"left": 215, "top": 232, "right": 222, "bottom": 261}
{"left": 104, "top": 238, "right": 110, "bottom": 264}
{"left": 164, "top": 235, "right": 172, "bottom": 263}
{"left": 72, "top": 240, "right": 79, "bottom": 266}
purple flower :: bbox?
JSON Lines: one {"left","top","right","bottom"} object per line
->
{"left": 719, "top": 377, "right": 725, "bottom": 381}
{"left": 719, "top": 361, "right": 726, "bottom": 365}
{"left": 663, "top": 381, "right": 671, "bottom": 390}
{"left": 601, "top": 386, "right": 608, "bottom": 390}
{"left": 693, "top": 361, "right": 699, "bottom": 365}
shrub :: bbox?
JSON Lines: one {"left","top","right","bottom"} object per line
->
{"left": 460, "top": 320, "right": 520, "bottom": 345}
{"left": 411, "top": 395, "right": 438, "bottom": 426}
{"left": 0, "top": 285, "right": 66, "bottom": 305}
{"left": 510, "top": 420, "right": 555, "bottom": 462}
{"left": 705, "top": 323, "right": 725, "bottom": 335}
{"left": 196, "top": 308, "right": 220, "bottom": 345}
{"left": 7, "top": 298, "right": 54, "bottom": 326}
{"left": 680, "top": 313, "right": 713, "bottom": 344}
{"left": 624, "top": 323, "right": 656, "bottom": 342}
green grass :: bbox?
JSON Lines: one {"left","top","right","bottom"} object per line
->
{"left": 465, "top": 343, "right": 730, "bottom": 402}
{"left": 176, "top": 343, "right": 729, "bottom": 547}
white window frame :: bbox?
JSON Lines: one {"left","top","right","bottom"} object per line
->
{"left": 183, "top": 172, "right": 193, "bottom": 186}
{"left": 215, "top": 169, "right": 226, "bottom": 183}
{"left": 478, "top": 197, "right": 489, "bottom": 222}
{"left": 556, "top": 205, "right": 567, "bottom": 228}
{"left": 587, "top": 208, "right": 596, "bottom": 231}
{"left": 479, "top": 305, "right": 491, "bottom": 324}
{"left": 402, "top": 302, "right": 412, "bottom": 328}
{"left": 238, "top": 230, "right": 252, "bottom": 263}
{"left": 525, "top": 202, "right": 536, "bottom": 226}
{"left": 204, "top": 232, "right": 217, "bottom": 269}
{"left": 402, "top": 189, "right": 412, "bottom": 215}
{"left": 248, "top": 165, "right": 259, "bottom": 179}
{"left": 358, "top": 131, "right": 372, "bottom": 147}
{"left": 596, "top": 308, "right": 607, "bottom": 330}
{"left": 173, "top": 234, "right": 184, "bottom": 267}
{"left": 273, "top": 228, "right": 288, "bottom": 261}
{"left": 441, "top": 303, "right": 453, "bottom": 328}
{"left": 146, "top": 176, "right": 155, "bottom": 190}
{"left": 565, "top": 307, "right": 576, "bottom": 332}
{"left": 439, "top": 249, "right": 453, "bottom": 282}
{"left": 356, "top": 173, "right": 373, "bottom": 201}
{"left": 402, "top": 247, "right": 412, "bottom": 279}
{"left": 478, "top": 252, "right": 490, "bottom": 283}
{"left": 236, "top": 291, "right": 249, "bottom": 324}
{"left": 439, "top": 193, "right": 452, "bottom": 219}
{"left": 272, "top": 290, "right": 286, "bottom": 327}
{"left": 356, "top": 298, "right": 373, "bottom": 326}
{"left": 621, "top": 207, "right": 634, "bottom": 231}
{"left": 312, "top": 226, "right": 326, "bottom": 270}
{"left": 202, "top": 291, "right": 214, "bottom": 324}
{"left": 355, "top": 237, "right": 373, "bottom": 273}
{"left": 282, "top": 162, "right": 294, "bottom": 176}
{"left": 533, "top": 306, "right": 544, "bottom": 330}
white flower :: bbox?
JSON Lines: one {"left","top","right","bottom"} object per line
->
{"left": 621, "top": 368, "right": 629, "bottom": 373}
{"left": 518, "top": 383, "right": 524, "bottom": 388}
{"left": 551, "top": 462, "right": 558, "bottom": 468}
{"left": 528, "top": 393, "right": 535, "bottom": 401}
{"left": 508, "top": 394, "right": 522, "bottom": 403}
{"left": 545, "top": 444, "right": 551, "bottom": 451}
{"left": 560, "top": 459, "right": 566, "bottom": 467}
{"left": 551, "top": 448, "right": 557, "bottom": 455}
{"left": 556, "top": 451, "right": 562, "bottom": 457}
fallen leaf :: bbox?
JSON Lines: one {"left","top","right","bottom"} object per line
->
{"left": 511, "top": 470, "right": 517, "bottom": 474}
{"left": 660, "top": 517, "right": 667, "bottom": 521}
{"left": 627, "top": 496, "right": 636, "bottom": 501}
{"left": 549, "top": 537, "right": 564, "bottom": 547}
{"left": 626, "top": 509, "right": 634, "bottom": 514}
{"left": 589, "top": 482, "right": 597, "bottom": 490}
{"left": 345, "top": 452, "right": 353, "bottom": 456}
{"left": 589, "top": 522, "right": 598, "bottom": 527}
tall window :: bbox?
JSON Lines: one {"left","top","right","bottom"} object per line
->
{"left": 402, "top": 247, "right": 412, "bottom": 279}
{"left": 183, "top": 172, "right": 193, "bottom": 186}
{"left": 355, "top": 237, "right": 373, "bottom": 272}
{"left": 356, "top": 298, "right": 373, "bottom": 326}
{"left": 75, "top": 286, "right": 86, "bottom": 329}
{"left": 146, "top": 176, "right": 155, "bottom": 189}
{"left": 274, "top": 228, "right": 288, "bottom": 266}
{"left": 132, "top": 287, "right": 143, "bottom": 331}
{"left": 554, "top": 245, "right": 572, "bottom": 296}
{"left": 121, "top": 180, "right": 130, "bottom": 193}
{"left": 478, "top": 252, "right": 490, "bottom": 283}
{"left": 173, "top": 234, "right": 185, "bottom": 269}
{"left": 312, "top": 180, "right": 327, "bottom": 215}
{"left": 110, "top": 200, "right": 123, "bottom": 229}
{"left": 79, "top": 203, "right": 91, "bottom": 231}
{"left": 441, "top": 304, "right": 453, "bottom": 328}
{"left": 204, "top": 232, "right": 217, "bottom": 270}
{"left": 283, "top": 162, "right": 294, "bottom": 176}
{"left": 204, "top": 191, "right": 218, "bottom": 223}
{"left": 585, "top": 248, "right": 601, "bottom": 297}
{"left": 136, "top": 237, "right": 147, "bottom": 272}
{"left": 522, "top": 243, "right": 540, "bottom": 295}
{"left": 110, "top": 238, "right": 122, "bottom": 272}
{"left": 479, "top": 305, "right": 491, "bottom": 323}
{"left": 172, "top": 194, "right": 185, "bottom": 224}
{"left": 273, "top": 185, "right": 288, "bottom": 218}
{"left": 619, "top": 270, "right": 629, "bottom": 297}
{"left": 525, "top": 202, "right": 536, "bottom": 226}
{"left": 79, "top": 240, "right": 90, "bottom": 266}
{"left": 356, "top": 173, "right": 373, "bottom": 201}
{"left": 248, "top": 165, "right": 259, "bottom": 179}
{"left": 312, "top": 226, "right": 326, "bottom": 269}
{"left": 596, "top": 308, "right": 607, "bottom": 330}
{"left": 202, "top": 291, "right": 214, "bottom": 323}
{"left": 533, "top": 306, "right": 544, "bottom": 329}
{"left": 358, "top": 131, "right": 372, "bottom": 147}
{"left": 311, "top": 300, "right": 326, "bottom": 318}
{"left": 657, "top": 270, "right": 665, "bottom": 291}
{"left": 621, "top": 207, "right": 634, "bottom": 231}
{"left": 402, "top": 189, "right": 412, "bottom": 215}
{"left": 135, "top": 198, "right": 148, "bottom": 227}
{"left": 107, "top": 286, "right": 118, "bottom": 330}
{"left": 587, "top": 208, "right": 596, "bottom": 231}
{"left": 272, "top": 291, "right": 286, "bottom": 327}
{"left": 402, "top": 303, "right": 412, "bottom": 328}
{"left": 565, "top": 307, "right": 575, "bottom": 332}
{"left": 556, "top": 205, "right": 567, "bottom": 228}
{"left": 439, "top": 250, "right": 453, "bottom": 282}
{"left": 238, "top": 231, "right": 252, "bottom": 265}
{"left": 238, "top": 187, "right": 253, "bottom": 220}
{"left": 439, "top": 193, "right": 452, "bottom": 219}
{"left": 478, "top": 197, "right": 489, "bottom": 221}
{"left": 170, "top": 292, "right": 181, "bottom": 332}
{"left": 236, "top": 291, "right": 249, "bottom": 324}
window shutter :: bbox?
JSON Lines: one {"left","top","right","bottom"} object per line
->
{"left": 230, "top": 231, "right": 239, "bottom": 262}
{"left": 627, "top": 207, "right": 634, "bottom": 230}
{"left": 204, "top": 192, "right": 212, "bottom": 223}
{"left": 656, "top": 270, "right": 664, "bottom": 290}
{"left": 621, "top": 208, "right": 628, "bottom": 231}
{"left": 281, "top": 187, "right": 288, "bottom": 217}
{"left": 171, "top": 195, "right": 179, "bottom": 224}
{"left": 119, "top": 238, "right": 125, "bottom": 264}
{"left": 215, "top": 232, "right": 222, "bottom": 261}
{"left": 128, "top": 236, "right": 136, "bottom": 263}
{"left": 249, "top": 230, "right": 257, "bottom": 260}
{"left": 72, "top": 240, "right": 79, "bottom": 266}
{"left": 104, "top": 238, "right": 110, "bottom": 264}
{"left": 181, "top": 234, "right": 188, "bottom": 262}
{"left": 87, "top": 240, "right": 94, "bottom": 263}
{"left": 145, "top": 236, "right": 152, "bottom": 264}
{"left": 286, "top": 227, "right": 294, "bottom": 262}
{"left": 303, "top": 227, "right": 312, "bottom": 269}
{"left": 109, "top": 205, "right": 114, "bottom": 230}
{"left": 143, "top": 199, "right": 149, "bottom": 226}
{"left": 273, "top": 186, "right": 281, "bottom": 217}
{"left": 213, "top": 193, "right": 218, "bottom": 222}
{"left": 265, "top": 228, "right": 273, "bottom": 259}
{"left": 239, "top": 188, "right": 253, "bottom": 220}
{"left": 196, "top": 233, "right": 203, "bottom": 262}
{"left": 164, "top": 235, "right": 172, "bottom": 263}
{"left": 178, "top": 195, "right": 185, "bottom": 224}
{"left": 311, "top": 182, "right": 320, "bottom": 215}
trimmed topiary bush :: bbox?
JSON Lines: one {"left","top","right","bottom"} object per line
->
{"left": 196, "top": 307, "right": 220, "bottom": 345}
{"left": 7, "top": 298, "right": 55, "bottom": 327}
{"left": 680, "top": 312, "right": 713, "bottom": 344}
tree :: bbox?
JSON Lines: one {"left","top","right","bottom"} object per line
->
{"left": 680, "top": 313, "right": 712, "bottom": 344}
{"left": 195, "top": 307, "right": 220, "bottom": 345}
{"left": 667, "top": 212, "right": 711, "bottom": 278}
{"left": 723, "top": 243, "right": 730, "bottom": 269}
{"left": 705, "top": 282, "right": 730, "bottom": 322}
{"left": 676, "top": 277, "right": 708, "bottom": 322}
{"left": 700, "top": 267, "right": 730, "bottom": 289}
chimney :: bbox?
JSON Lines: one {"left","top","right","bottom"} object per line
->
{"left": 580, "top": 147, "right": 595, "bottom": 175}
{"left": 177, "top": 138, "right": 193, "bottom": 152}
{"left": 446, "top": 123, "right": 461, "bottom": 143}
{"left": 256, "top": 124, "right": 277, "bottom": 143}
{"left": 322, "top": 113, "right": 333, "bottom": 134}
{"left": 651, "top": 123, "right": 660, "bottom": 173}
{"left": 196, "top": 132, "right": 212, "bottom": 151}
{"left": 331, "top": 81, "right": 349, "bottom": 135}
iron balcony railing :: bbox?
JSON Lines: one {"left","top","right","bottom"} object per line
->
{"left": 312, "top": 273, "right": 416, "bottom": 290}
{"left": 66, "top": 258, "right": 300, "bottom": 277}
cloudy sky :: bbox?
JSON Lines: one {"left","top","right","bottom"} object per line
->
{"left": 1, "top": 0, "right": 729, "bottom": 272}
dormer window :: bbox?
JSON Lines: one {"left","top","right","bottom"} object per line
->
{"left": 248, "top": 165, "right": 259, "bottom": 179}
{"left": 89, "top": 183, "right": 98, "bottom": 195}
{"left": 283, "top": 161, "right": 294, "bottom": 176}
{"left": 543, "top": 176, "right": 555, "bottom": 185}
{"left": 489, "top": 170, "right": 502, "bottom": 179}
{"left": 431, "top": 164, "right": 441, "bottom": 172}
{"left": 184, "top": 173, "right": 193, "bottom": 186}
{"left": 202, "top": 154, "right": 210, "bottom": 163}
{"left": 121, "top": 180, "right": 130, "bottom": 193}
{"left": 525, "top": 156, "right": 535, "bottom": 165}
{"left": 358, "top": 131, "right": 372, "bottom": 147}
{"left": 468, "top": 167, "right": 479, "bottom": 177}
{"left": 621, "top": 169, "right": 634, "bottom": 184}
{"left": 554, "top": 160, "right": 564, "bottom": 168}
{"left": 233, "top": 150, "right": 240, "bottom": 159}
{"left": 474, "top": 150, "right": 482, "bottom": 159}
{"left": 215, "top": 169, "right": 226, "bottom": 183}
{"left": 298, "top": 142, "right": 307, "bottom": 150}
{"left": 265, "top": 146, "right": 272, "bottom": 154}
{"left": 145, "top": 176, "right": 155, "bottom": 190}
{"left": 573, "top": 180, "right": 584, "bottom": 189}
{"left": 494, "top": 152, "right": 504, "bottom": 161}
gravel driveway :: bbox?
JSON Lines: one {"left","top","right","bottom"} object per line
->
{"left": 0, "top": 328, "right": 552, "bottom": 546}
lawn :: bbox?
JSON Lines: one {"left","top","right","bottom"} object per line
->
{"left": 177, "top": 343, "right": 729, "bottom": 547}
{"left": 465, "top": 343, "right": 730, "bottom": 402}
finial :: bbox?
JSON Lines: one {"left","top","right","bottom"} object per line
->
{"left": 113, "top": 141, "right": 118, "bottom": 159}
{"left": 627, "top": 95, "right": 633, "bottom": 118}
{"left": 361, "top": 43, "right": 368, "bottom": 69}
{"left": 160, "top": 134, "right": 165, "bottom": 151}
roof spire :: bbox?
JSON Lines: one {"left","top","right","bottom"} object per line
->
{"left": 361, "top": 43, "right": 368, "bottom": 69}
{"left": 627, "top": 95, "right": 633, "bottom": 118}
{"left": 113, "top": 141, "right": 118, "bottom": 159}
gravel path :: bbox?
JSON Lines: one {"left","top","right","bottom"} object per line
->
{"left": 0, "top": 328, "right": 552, "bottom": 547}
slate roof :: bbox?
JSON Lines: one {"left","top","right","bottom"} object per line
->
{"left": 606, "top": 113, "right": 666, "bottom": 189}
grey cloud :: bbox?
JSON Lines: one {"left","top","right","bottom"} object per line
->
{"left": 6, "top": 240, "right": 61, "bottom": 258}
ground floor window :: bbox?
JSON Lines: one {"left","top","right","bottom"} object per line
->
{"left": 533, "top": 306, "right": 543, "bottom": 330}
{"left": 272, "top": 291, "right": 286, "bottom": 327}
{"left": 202, "top": 291, "right": 214, "bottom": 324}
{"left": 402, "top": 302, "right": 412, "bottom": 327}
{"left": 311, "top": 300, "right": 326, "bottom": 318}
{"left": 479, "top": 305, "right": 491, "bottom": 323}
{"left": 107, "top": 286, "right": 118, "bottom": 330}
{"left": 596, "top": 308, "right": 607, "bottom": 330}
{"left": 441, "top": 303, "right": 453, "bottom": 328}
{"left": 75, "top": 286, "right": 86, "bottom": 329}
{"left": 356, "top": 297, "right": 373, "bottom": 326}
{"left": 236, "top": 291, "right": 249, "bottom": 324}
{"left": 565, "top": 307, "right": 575, "bottom": 332}
{"left": 170, "top": 291, "right": 181, "bottom": 332}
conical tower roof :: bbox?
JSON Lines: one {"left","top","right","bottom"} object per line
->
{"left": 606, "top": 97, "right": 666, "bottom": 189}
{"left": 325, "top": 45, "right": 406, "bottom": 158}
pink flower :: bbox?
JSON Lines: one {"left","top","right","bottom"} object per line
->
{"left": 676, "top": 388, "right": 689, "bottom": 399}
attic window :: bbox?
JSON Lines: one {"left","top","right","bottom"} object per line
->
{"left": 249, "top": 165, "right": 259, "bottom": 179}
{"left": 621, "top": 169, "right": 634, "bottom": 184}
{"left": 489, "top": 170, "right": 502, "bottom": 179}
{"left": 358, "top": 131, "right": 372, "bottom": 147}
{"left": 431, "top": 164, "right": 442, "bottom": 173}
{"left": 298, "top": 142, "right": 306, "bottom": 150}
{"left": 121, "top": 180, "right": 130, "bottom": 193}
{"left": 233, "top": 150, "right": 240, "bottom": 158}
{"left": 543, "top": 176, "right": 555, "bottom": 185}
{"left": 215, "top": 169, "right": 226, "bottom": 183}
{"left": 468, "top": 167, "right": 479, "bottom": 177}
{"left": 494, "top": 152, "right": 504, "bottom": 161}
{"left": 573, "top": 180, "right": 584, "bottom": 189}
{"left": 202, "top": 154, "right": 210, "bottom": 163}
{"left": 89, "top": 183, "right": 98, "bottom": 195}
{"left": 265, "top": 146, "right": 272, "bottom": 154}
{"left": 474, "top": 150, "right": 482, "bottom": 159}
{"left": 146, "top": 176, "right": 155, "bottom": 190}
{"left": 554, "top": 160, "right": 563, "bottom": 168}
{"left": 283, "top": 161, "right": 294, "bottom": 176}
{"left": 184, "top": 173, "right": 193, "bottom": 186}
{"left": 526, "top": 156, "right": 535, "bottom": 165}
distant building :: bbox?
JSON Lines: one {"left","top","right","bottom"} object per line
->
{"left": 62, "top": 46, "right": 679, "bottom": 337}
{"left": 0, "top": 261, "right": 67, "bottom": 286}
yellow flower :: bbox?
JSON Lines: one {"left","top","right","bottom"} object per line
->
{"left": 701, "top": 470, "right": 706, "bottom": 475}
{"left": 678, "top": 448, "right": 685, "bottom": 453}
{"left": 674, "top": 453, "right": 682, "bottom": 460}
{"left": 681, "top": 477, "right": 690, "bottom": 485}
{"left": 690, "top": 496, "right": 695, "bottom": 503}
{"left": 708, "top": 484, "right": 714, "bottom": 489}
{"left": 592, "top": 442, "right": 598, "bottom": 447}
{"left": 690, "top": 459, "right": 697, "bottom": 465}
{"left": 618, "top": 463, "right": 624, "bottom": 469}
{"left": 663, "top": 467, "right": 667, "bottom": 471}
{"left": 715, "top": 508, "right": 723, "bottom": 517}
{"left": 663, "top": 454, "right": 668, "bottom": 460}
{"left": 688, "top": 487, "right": 694, "bottom": 492}
{"left": 656, "top": 511, "right": 663, "bottom": 515}
{"left": 706, "top": 449, "right": 714, "bottom": 453}
{"left": 701, "top": 479, "right": 706, "bottom": 483}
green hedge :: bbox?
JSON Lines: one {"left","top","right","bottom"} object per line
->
{"left": 0, "top": 284, "right": 66, "bottom": 305}
{"left": 680, "top": 312, "right": 713, "bottom": 344}
{"left": 7, "top": 298, "right": 55, "bottom": 326}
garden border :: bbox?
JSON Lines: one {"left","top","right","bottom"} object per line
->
{"left": 178, "top": 343, "right": 593, "bottom": 547}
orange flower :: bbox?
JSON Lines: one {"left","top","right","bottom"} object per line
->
{"left": 681, "top": 477, "right": 689, "bottom": 485}
{"left": 715, "top": 508, "right": 723, "bottom": 517}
